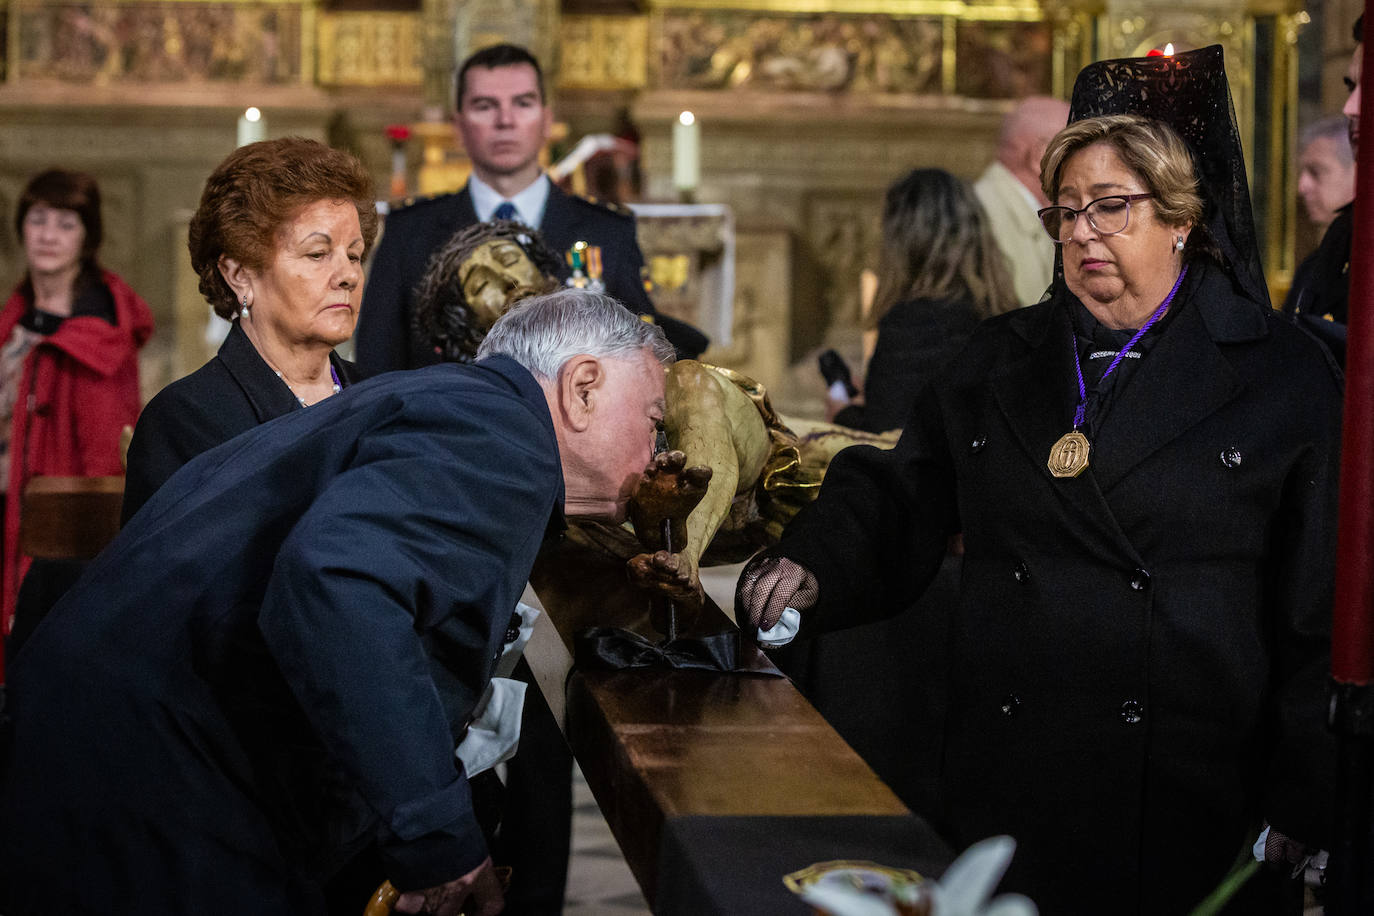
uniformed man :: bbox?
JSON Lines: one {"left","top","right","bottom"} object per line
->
{"left": 356, "top": 43, "right": 706, "bottom": 373}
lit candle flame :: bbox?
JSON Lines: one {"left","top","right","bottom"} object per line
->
{"left": 244, "top": 107, "right": 262, "bottom": 123}
{"left": 678, "top": 111, "right": 696, "bottom": 127}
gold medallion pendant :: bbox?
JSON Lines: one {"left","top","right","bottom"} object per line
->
{"left": 1048, "top": 430, "right": 1091, "bottom": 478}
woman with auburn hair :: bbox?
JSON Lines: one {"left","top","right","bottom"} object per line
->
{"left": 831, "top": 168, "right": 1017, "bottom": 433}
{"left": 0, "top": 168, "right": 153, "bottom": 660}
{"left": 122, "top": 137, "right": 377, "bottom": 523}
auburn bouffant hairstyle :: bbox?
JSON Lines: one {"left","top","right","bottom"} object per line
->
{"left": 188, "top": 137, "right": 378, "bottom": 319}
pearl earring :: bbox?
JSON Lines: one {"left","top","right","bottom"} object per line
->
{"left": 1175, "top": 237, "right": 1185, "bottom": 252}
{"left": 241, "top": 294, "right": 250, "bottom": 318}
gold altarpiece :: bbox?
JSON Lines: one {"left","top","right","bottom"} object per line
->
{"left": 0, "top": 0, "right": 1309, "bottom": 405}
{"left": 554, "top": 0, "right": 1306, "bottom": 407}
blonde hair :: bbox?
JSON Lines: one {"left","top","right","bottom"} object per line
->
{"left": 1040, "top": 114, "right": 1203, "bottom": 233}
{"left": 871, "top": 168, "right": 1018, "bottom": 324}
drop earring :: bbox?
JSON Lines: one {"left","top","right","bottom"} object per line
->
{"left": 241, "top": 294, "right": 250, "bottom": 318}
{"left": 1174, "top": 236, "right": 1185, "bottom": 252}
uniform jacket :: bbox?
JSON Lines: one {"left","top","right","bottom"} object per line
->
{"left": 764, "top": 261, "right": 1341, "bottom": 914}
{"left": 833, "top": 295, "right": 982, "bottom": 433}
{"left": 0, "top": 270, "right": 152, "bottom": 642}
{"left": 356, "top": 180, "right": 686, "bottom": 373}
{"left": 121, "top": 319, "right": 365, "bottom": 524}
{"left": 973, "top": 161, "right": 1056, "bottom": 307}
{"left": 0, "top": 357, "right": 565, "bottom": 915}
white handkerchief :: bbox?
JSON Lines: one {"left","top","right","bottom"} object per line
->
{"left": 455, "top": 676, "right": 527, "bottom": 778}
{"left": 757, "top": 606, "right": 801, "bottom": 647}
{"left": 494, "top": 602, "right": 542, "bottom": 679}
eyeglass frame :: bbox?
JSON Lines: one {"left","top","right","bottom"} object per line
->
{"left": 1036, "top": 193, "right": 1155, "bottom": 244}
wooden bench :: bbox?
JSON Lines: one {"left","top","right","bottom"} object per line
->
{"left": 526, "top": 536, "right": 950, "bottom": 912}
{"left": 19, "top": 476, "right": 124, "bottom": 560}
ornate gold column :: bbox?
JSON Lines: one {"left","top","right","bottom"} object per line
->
{"left": 435, "top": 0, "right": 560, "bottom": 110}
{"left": 1047, "top": 0, "right": 1307, "bottom": 301}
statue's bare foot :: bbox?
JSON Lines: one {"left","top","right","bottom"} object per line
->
{"left": 627, "top": 550, "right": 704, "bottom": 609}
{"left": 628, "top": 450, "right": 712, "bottom": 551}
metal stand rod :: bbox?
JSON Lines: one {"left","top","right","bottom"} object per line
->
{"left": 657, "top": 518, "right": 678, "bottom": 645}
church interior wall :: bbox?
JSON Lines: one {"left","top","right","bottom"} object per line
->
{"left": 0, "top": 0, "right": 1339, "bottom": 411}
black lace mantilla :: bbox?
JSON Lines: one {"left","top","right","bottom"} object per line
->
{"left": 1066, "top": 45, "right": 1269, "bottom": 309}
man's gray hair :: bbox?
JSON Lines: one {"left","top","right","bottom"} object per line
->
{"left": 476, "top": 288, "right": 675, "bottom": 380}
{"left": 1300, "top": 115, "right": 1354, "bottom": 164}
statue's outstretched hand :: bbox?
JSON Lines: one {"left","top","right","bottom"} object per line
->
{"left": 627, "top": 549, "right": 704, "bottom": 608}
{"left": 737, "top": 556, "right": 818, "bottom": 632}
{"left": 628, "top": 450, "right": 712, "bottom": 552}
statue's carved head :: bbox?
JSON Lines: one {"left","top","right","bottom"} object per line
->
{"left": 414, "top": 218, "right": 562, "bottom": 362}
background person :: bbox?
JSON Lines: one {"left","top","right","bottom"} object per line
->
{"left": 0, "top": 289, "right": 671, "bottom": 916}
{"left": 828, "top": 168, "right": 1018, "bottom": 433}
{"left": 357, "top": 42, "right": 707, "bottom": 373}
{"left": 739, "top": 105, "right": 1340, "bottom": 913}
{"left": 1295, "top": 114, "right": 1355, "bottom": 233}
{"left": 0, "top": 168, "right": 153, "bottom": 660}
{"left": 121, "top": 137, "right": 375, "bottom": 524}
{"left": 973, "top": 96, "right": 1071, "bottom": 307}
{"left": 1282, "top": 16, "right": 1365, "bottom": 367}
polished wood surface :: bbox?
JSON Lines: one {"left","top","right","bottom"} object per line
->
{"left": 19, "top": 476, "right": 124, "bottom": 560}
{"left": 528, "top": 534, "right": 910, "bottom": 904}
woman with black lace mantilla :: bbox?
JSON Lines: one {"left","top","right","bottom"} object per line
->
{"left": 739, "top": 48, "right": 1340, "bottom": 914}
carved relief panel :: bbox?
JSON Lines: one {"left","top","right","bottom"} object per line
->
{"left": 8, "top": 0, "right": 310, "bottom": 84}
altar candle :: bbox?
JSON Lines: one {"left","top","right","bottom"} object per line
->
{"left": 673, "top": 111, "right": 700, "bottom": 192}
{"left": 237, "top": 107, "right": 266, "bottom": 148}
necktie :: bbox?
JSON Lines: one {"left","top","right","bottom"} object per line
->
{"left": 492, "top": 201, "right": 518, "bottom": 222}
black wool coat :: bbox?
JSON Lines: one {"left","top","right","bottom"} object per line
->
{"left": 355, "top": 181, "right": 704, "bottom": 373}
{"left": 121, "top": 320, "right": 366, "bottom": 524}
{"left": 834, "top": 295, "right": 983, "bottom": 433}
{"left": 765, "top": 262, "right": 1341, "bottom": 914}
{"left": 1, "top": 357, "right": 564, "bottom": 915}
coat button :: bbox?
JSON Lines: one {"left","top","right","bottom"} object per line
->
{"left": 1220, "top": 447, "right": 1243, "bottom": 468}
{"left": 1013, "top": 561, "right": 1029, "bottom": 583}
{"left": 970, "top": 435, "right": 987, "bottom": 453}
{"left": 1129, "top": 568, "right": 1150, "bottom": 591}
{"left": 1120, "top": 700, "right": 1144, "bottom": 724}
{"left": 1000, "top": 694, "right": 1022, "bottom": 718}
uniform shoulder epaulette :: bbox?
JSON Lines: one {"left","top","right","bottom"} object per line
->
{"left": 388, "top": 189, "right": 463, "bottom": 214}
{"left": 569, "top": 193, "right": 635, "bottom": 219}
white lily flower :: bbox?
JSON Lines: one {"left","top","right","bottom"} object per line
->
{"left": 796, "top": 836, "right": 1037, "bottom": 916}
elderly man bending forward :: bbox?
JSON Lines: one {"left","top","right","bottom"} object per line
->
{"left": 0, "top": 289, "right": 670, "bottom": 916}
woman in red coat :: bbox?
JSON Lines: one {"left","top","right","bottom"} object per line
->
{"left": 0, "top": 169, "right": 153, "bottom": 669}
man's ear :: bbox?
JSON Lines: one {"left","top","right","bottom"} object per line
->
{"left": 555, "top": 354, "right": 604, "bottom": 433}
{"left": 218, "top": 255, "right": 252, "bottom": 302}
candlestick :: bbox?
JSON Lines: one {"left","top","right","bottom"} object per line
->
{"left": 673, "top": 111, "right": 700, "bottom": 194}
{"left": 237, "top": 107, "right": 266, "bottom": 148}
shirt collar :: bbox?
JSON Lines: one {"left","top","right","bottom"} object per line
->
{"left": 469, "top": 172, "right": 550, "bottom": 228}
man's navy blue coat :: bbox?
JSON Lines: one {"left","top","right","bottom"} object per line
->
{"left": 0, "top": 356, "right": 564, "bottom": 915}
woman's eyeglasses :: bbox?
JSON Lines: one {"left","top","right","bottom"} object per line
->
{"left": 1037, "top": 193, "right": 1154, "bottom": 243}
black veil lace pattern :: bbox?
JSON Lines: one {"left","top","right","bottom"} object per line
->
{"left": 1066, "top": 45, "right": 1269, "bottom": 308}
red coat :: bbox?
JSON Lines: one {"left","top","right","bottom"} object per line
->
{"left": 0, "top": 270, "right": 153, "bottom": 651}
